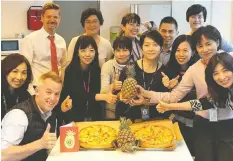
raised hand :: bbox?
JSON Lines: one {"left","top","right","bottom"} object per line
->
{"left": 61, "top": 95, "right": 72, "bottom": 112}
{"left": 169, "top": 75, "right": 180, "bottom": 89}
{"left": 161, "top": 72, "right": 170, "bottom": 88}
{"left": 156, "top": 101, "right": 172, "bottom": 113}
{"left": 40, "top": 124, "right": 57, "bottom": 150}
{"left": 113, "top": 73, "right": 122, "bottom": 90}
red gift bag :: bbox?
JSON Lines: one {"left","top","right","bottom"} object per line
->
{"left": 60, "top": 126, "right": 79, "bottom": 152}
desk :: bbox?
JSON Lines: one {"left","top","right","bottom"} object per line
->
{"left": 47, "top": 139, "right": 193, "bottom": 161}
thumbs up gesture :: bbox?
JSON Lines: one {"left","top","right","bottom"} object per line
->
{"left": 169, "top": 75, "right": 180, "bottom": 89}
{"left": 161, "top": 72, "right": 170, "bottom": 88}
{"left": 113, "top": 73, "right": 122, "bottom": 91}
{"left": 61, "top": 95, "right": 72, "bottom": 112}
{"left": 161, "top": 72, "right": 180, "bottom": 89}
{"left": 40, "top": 124, "right": 57, "bottom": 150}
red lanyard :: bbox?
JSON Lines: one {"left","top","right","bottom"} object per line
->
{"left": 83, "top": 70, "right": 91, "bottom": 93}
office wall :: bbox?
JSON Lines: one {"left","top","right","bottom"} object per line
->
{"left": 1, "top": 0, "right": 49, "bottom": 39}
{"left": 1, "top": 0, "right": 233, "bottom": 43}
{"left": 100, "top": 0, "right": 233, "bottom": 43}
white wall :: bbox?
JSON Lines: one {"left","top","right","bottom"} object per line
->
{"left": 1, "top": 0, "right": 49, "bottom": 39}
{"left": 1, "top": 0, "right": 233, "bottom": 43}
{"left": 100, "top": 0, "right": 233, "bottom": 43}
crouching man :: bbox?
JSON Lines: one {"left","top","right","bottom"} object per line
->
{"left": 1, "top": 71, "right": 62, "bottom": 161}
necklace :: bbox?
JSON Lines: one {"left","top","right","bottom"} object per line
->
{"left": 2, "top": 94, "right": 19, "bottom": 112}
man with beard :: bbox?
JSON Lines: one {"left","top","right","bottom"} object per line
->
{"left": 158, "top": 16, "right": 179, "bottom": 65}
{"left": 21, "top": 2, "right": 66, "bottom": 94}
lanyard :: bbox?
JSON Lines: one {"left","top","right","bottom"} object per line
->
{"left": 132, "top": 41, "right": 141, "bottom": 61}
{"left": 142, "top": 59, "right": 159, "bottom": 91}
{"left": 2, "top": 94, "right": 19, "bottom": 112}
{"left": 83, "top": 70, "right": 91, "bottom": 93}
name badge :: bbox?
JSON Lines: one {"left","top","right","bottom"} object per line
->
{"left": 141, "top": 107, "right": 149, "bottom": 120}
{"left": 209, "top": 108, "right": 218, "bottom": 122}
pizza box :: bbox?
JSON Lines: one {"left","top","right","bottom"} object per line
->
{"left": 74, "top": 119, "right": 183, "bottom": 151}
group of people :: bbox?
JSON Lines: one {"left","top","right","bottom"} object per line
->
{"left": 1, "top": 2, "right": 233, "bottom": 161}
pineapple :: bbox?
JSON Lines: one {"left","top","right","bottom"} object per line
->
{"left": 117, "top": 117, "right": 137, "bottom": 153}
{"left": 64, "top": 130, "right": 76, "bottom": 149}
{"left": 121, "top": 63, "right": 137, "bottom": 99}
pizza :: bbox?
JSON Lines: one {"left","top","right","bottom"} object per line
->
{"left": 79, "top": 125, "right": 117, "bottom": 148}
{"left": 133, "top": 124, "right": 175, "bottom": 148}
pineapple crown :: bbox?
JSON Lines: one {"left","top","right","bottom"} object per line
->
{"left": 66, "top": 130, "right": 76, "bottom": 136}
{"left": 125, "top": 63, "right": 136, "bottom": 78}
{"left": 119, "top": 117, "right": 131, "bottom": 130}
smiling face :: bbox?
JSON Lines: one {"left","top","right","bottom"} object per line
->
{"left": 159, "top": 23, "right": 178, "bottom": 48}
{"left": 121, "top": 22, "right": 140, "bottom": 38}
{"left": 175, "top": 41, "right": 192, "bottom": 65}
{"left": 41, "top": 9, "right": 60, "bottom": 35}
{"left": 142, "top": 37, "right": 161, "bottom": 60}
{"left": 114, "top": 48, "right": 130, "bottom": 65}
{"left": 78, "top": 45, "right": 96, "bottom": 67}
{"left": 213, "top": 63, "right": 233, "bottom": 89}
{"left": 84, "top": 15, "right": 100, "bottom": 36}
{"left": 188, "top": 12, "right": 205, "bottom": 31}
{"left": 35, "top": 78, "right": 62, "bottom": 113}
{"left": 196, "top": 35, "right": 219, "bottom": 63}
{"left": 7, "top": 62, "right": 27, "bottom": 90}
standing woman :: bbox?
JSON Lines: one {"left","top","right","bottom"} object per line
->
{"left": 1, "top": 54, "right": 33, "bottom": 119}
{"left": 68, "top": 8, "right": 113, "bottom": 67}
{"left": 157, "top": 53, "right": 233, "bottom": 161}
{"left": 116, "top": 30, "right": 169, "bottom": 121}
{"left": 161, "top": 35, "right": 199, "bottom": 156}
{"left": 101, "top": 36, "right": 132, "bottom": 119}
{"left": 120, "top": 13, "right": 142, "bottom": 62}
{"left": 56, "top": 35, "right": 117, "bottom": 124}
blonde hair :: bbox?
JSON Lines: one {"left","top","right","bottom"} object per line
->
{"left": 42, "top": 2, "right": 60, "bottom": 15}
{"left": 37, "top": 71, "right": 62, "bottom": 87}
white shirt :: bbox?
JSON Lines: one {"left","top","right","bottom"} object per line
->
{"left": 67, "top": 35, "right": 113, "bottom": 68}
{"left": 20, "top": 27, "right": 67, "bottom": 94}
{"left": 1, "top": 108, "right": 52, "bottom": 150}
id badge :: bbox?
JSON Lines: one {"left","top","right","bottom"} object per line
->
{"left": 209, "top": 108, "right": 218, "bottom": 122}
{"left": 141, "top": 107, "right": 149, "bottom": 120}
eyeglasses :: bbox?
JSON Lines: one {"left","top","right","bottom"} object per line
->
{"left": 85, "top": 20, "right": 99, "bottom": 25}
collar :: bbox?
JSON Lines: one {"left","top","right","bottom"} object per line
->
{"left": 112, "top": 58, "right": 127, "bottom": 71}
{"left": 162, "top": 46, "right": 172, "bottom": 53}
{"left": 41, "top": 27, "right": 57, "bottom": 40}
{"left": 32, "top": 95, "right": 52, "bottom": 121}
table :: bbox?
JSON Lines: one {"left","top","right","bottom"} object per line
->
{"left": 47, "top": 139, "right": 193, "bottom": 161}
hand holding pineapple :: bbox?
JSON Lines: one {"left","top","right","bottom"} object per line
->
{"left": 61, "top": 95, "right": 72, "bottom": 112}
{"left": 128, "top": 95, "right": 145, "bottom": 106}
{"left": 40, "top": 124, "right": 57, "bottom": 150}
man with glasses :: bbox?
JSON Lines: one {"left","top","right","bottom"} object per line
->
{"left": 186, "top": 4, "right": 233, "bottom": 52}
{"left": 68, "top": 8, "right": 113, "bottom": 68}
{"left": 158, "top": 16, "right": 179, "bottom": 65}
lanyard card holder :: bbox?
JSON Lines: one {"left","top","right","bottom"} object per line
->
{"left": 141, "top": 106, "right": 150, "bottom": 120}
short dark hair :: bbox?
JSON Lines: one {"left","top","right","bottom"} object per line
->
{"left": 121, "top": 13, "right": 141, "bottom": 26}
{"left": 167, "top": 35, "right": 199, "bottom": 76}
{"left": 186, "top": 4, "right": 207, "bottom": 22}
{"left": 113, "top": 36, "right": 132, "bottom": 53}
{"left": 80, "top": 8, "right": 104, "bottom": 27}
{"left": 140, "top": 30, "right": 163, "bottom": 48}
{"left": 42, "top": 2, "right": 60, "bottom": 16}
{"left": 205, "top": 52, "right": 233, "bottom": 108}
{"left": 191, "top": 25, "right": 222, "bottom": 53}
{"left": 71, "top": 35, "right": 99, "bottom": 68}
{"left": 1, "top": 54, "right": 33, "bottom": 92}
{"left": 159, "top": 16, "right": 178, "bottom": 30}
